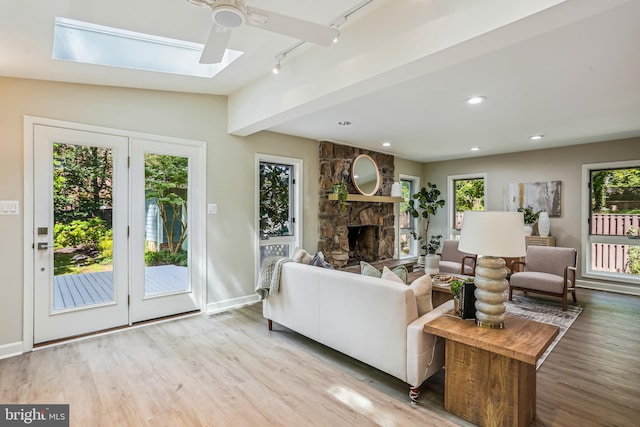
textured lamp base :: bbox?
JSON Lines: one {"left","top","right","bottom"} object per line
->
{"left": 474, "top": 256, "right": 507, "bottom": 329}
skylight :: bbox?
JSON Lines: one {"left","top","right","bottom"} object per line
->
{"left": 52, "top": 17, "right": 243, "bottom": 78}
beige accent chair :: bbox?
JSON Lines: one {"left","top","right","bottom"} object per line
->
{"left": 509, "top": 246, "right": 578, "bottom": 310}
{"left": 439, "top": 240, "right": 477, "bottom": 275}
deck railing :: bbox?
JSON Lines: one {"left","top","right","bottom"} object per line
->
{"left": 591, "top": 214, "right": 640, "bottom": 273}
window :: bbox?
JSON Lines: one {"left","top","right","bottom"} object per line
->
{"left": 399, "top": 175, "right": 419, "bottom": 258}
{"left": 583, "top": 161, "right": 640, "bottom": 283}
{"left": 257, "top": 155, "right": 302, "bottom": 268}
{"left": 448, "top": 174, "right": 486, "bottom": 236}
{"left": 53, "top": 17, "right": 243, "bottom": 78}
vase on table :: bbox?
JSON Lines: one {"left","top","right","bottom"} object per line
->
{"left": 538, "top": 212, "right": 550, "bottom": 237}
{"left": 524, "top": 224, "right": 533, "bottom": 236}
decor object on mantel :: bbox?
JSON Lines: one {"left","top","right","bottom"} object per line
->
{"left": 391, "top": 182, "right": 402, "bottom": 197}
{"left": 538, "top": 211, "right": 551, "bottom": 237}
{"left": 332, "top": 182, "right": 348, "bottom": 211}
{"left": 459, "top": 211, "right": 526, "bottom": 329}
{"left": 406, "top": 183, "right": 445, "bottom": 257}
{"left": 517, "top": 205, "right": 540, "bottom": 236}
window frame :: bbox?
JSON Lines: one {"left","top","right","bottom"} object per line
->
{"left": 447, "top": 173, "right": 487, "bottom": 239}
{"left": 581, "top": 160, "right": 640, "bottom": 285}
{"left": 255, "top": 154, "right": 302, "bottom": 271}
{"left": 398, "top": 174, "right": 420, "bottom": 259}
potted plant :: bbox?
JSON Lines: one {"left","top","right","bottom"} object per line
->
{"left": 517, "top": 205, "right": 540, "bottom": 236}
{"left": 424, "top": 234, "right": 443, "bottom": 274}
{"left": 449, "top": 279, "right": 464, "bottom": 316}
{"left": 332, "top": 182, "right": 348, "bottom": 211}
{"left": 406, "top": 183, "right": 445, "bottom": 270}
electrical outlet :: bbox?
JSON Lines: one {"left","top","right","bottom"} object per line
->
{"left": 207, "top": 203, "right": 217, "bottom": 214}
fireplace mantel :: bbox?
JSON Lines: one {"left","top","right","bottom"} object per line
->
{"left": 328, "top": 194, "right": 404, "bottom": 203}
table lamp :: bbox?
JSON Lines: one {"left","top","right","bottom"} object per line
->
{"left": 458, "top": 211, "right": 526, "bottom": 329}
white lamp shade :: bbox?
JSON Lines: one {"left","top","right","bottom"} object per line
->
{"left": 458, "top": 211, "right": 526, "bottom": 257}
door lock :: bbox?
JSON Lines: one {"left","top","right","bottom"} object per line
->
{"left": 37, "top": 242, "right": 52, "bottom": 250}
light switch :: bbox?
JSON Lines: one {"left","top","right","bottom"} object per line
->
{"left": 207, "top": 203, "right": 217, "bottom": 214}
{"left": 0, "top": 201, "right": 19, "bottom": 215}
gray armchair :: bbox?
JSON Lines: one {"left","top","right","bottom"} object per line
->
{"left": 439, "top": 240, "right": 477, "bottom": 276}
{"left": 508, "top": 246, "right": 577, "bottom": 310}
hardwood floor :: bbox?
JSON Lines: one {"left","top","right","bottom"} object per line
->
{"left": 1, "top": 288, "right": 638, "bottom": 426}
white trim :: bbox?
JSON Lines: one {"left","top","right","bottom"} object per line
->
{"left": 205, "top": 295, "right": 260, "bottom": 314}
{"left": 581, "top": 160, "right": 640, "bottom": 284}
{"left": 577, "top": 279, "right": 640, "bottom": 296}
{"left": 0, "top": 341, "right": 23, "bottom": 360}
{"left": 23, "top": 118, "right": 35, "bottom": 353}
{"left": 447, "top": 173, "right": 487, "bottom": 238}
{"left": 398, "top": 174, "right": 420, "bottom": 258}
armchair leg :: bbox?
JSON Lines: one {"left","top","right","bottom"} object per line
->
{"left": 572, "top": 290, "right": 577, "bottom": 303}
{"left": 508, "top": 287, "right": 513, "bottom": 301}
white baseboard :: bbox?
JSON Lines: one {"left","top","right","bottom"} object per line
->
{"left": 0, "top": 341, "right": 23, "bottom": 360}
{"left": 205, "top": 294, "right": 260, "bottom": 315}
{"left": 577, "top": 279, "right": 640, "bottom": 296}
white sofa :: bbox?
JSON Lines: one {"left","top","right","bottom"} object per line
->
{"left": 262, "top": 262, "right": 454, "bottom": 403}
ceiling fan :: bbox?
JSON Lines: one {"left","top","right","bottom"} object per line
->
{"left": 186, "top": 0, "right": 340, "bottom": 64}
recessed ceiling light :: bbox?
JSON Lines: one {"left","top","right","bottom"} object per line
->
{"left": 470, "top": 147, "right": 481, "bottom": 151}
{"left": 466, "top": 96, "right": 486, "bottom": 105}
{"left": 529, "top": 134, "right": 544, "bottom": 140}
{"left": 338, "top": 121, "right": 351, "bottom": 126}
{"left": 382, "top": 141, "right": 391, "bottom": 147}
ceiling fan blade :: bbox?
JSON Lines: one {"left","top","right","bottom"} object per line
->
{"left": 246, "top": 6, "right": 339, "bottom": 46}
{"left": 199, "top": 24, "right": 232, "bottom": 64}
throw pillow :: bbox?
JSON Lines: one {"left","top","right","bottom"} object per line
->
{"left": 292, "top": 248, "right": 312, "bottom": 264}
{"left": 410, "top": 274, "right": 433, "bottom": 316}
{"left": 360, "top": 261, "right": 382, "bottom": 278}
{"left": 381, "top": 266, "right": 405, "bottom": 284}
{"left": 360, "top": 261, "right": 408, "bottom": 283}
{"left": 311, "top": 251, "right": 335, "bottom": 269}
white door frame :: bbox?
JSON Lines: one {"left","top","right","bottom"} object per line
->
{"left": 23, "top": 116, "right": 207, "bottom": 351}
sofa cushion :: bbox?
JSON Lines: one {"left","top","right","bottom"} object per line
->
{"left": 361, "top": 261, "right": 408, "bottom": 283}
{"left": 409, "top": 274, "right": 433, "bottom": 316}
{"left": 510, "top": 271, "right": 570, "bottom": 294}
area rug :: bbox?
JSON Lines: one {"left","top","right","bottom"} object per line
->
{"left": 505, "top": 295, "right": 583, "bottom": 369}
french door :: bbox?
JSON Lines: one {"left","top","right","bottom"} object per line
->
{"left": 33, "top": 125, "right": 204, "bottom": 344}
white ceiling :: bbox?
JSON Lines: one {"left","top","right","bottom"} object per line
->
{"left": 2, "top": 0, "right": 639, "bottom": 162}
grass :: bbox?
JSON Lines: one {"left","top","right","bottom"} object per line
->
{"left": 54, "top": 252, "right": 112, "bottom": 276}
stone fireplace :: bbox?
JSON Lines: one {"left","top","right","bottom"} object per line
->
{"left": 317, "top": 141, "right": 396, "bottom": 268}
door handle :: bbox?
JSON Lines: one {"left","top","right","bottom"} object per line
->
{"left": 37, "top": 242, "right": 53, "bottom": 250}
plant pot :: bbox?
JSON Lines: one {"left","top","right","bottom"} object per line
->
{"left": 417, "top": 255, "right": 426, "bottom": 267}
{"left": 425, "top": 254, "right": 440, "bottom": 275}
{"left": 454, "top": 296, "right": 461, "bottom": 317}
{"left": 524, "top": 224, "right": 533, "bottom": 236}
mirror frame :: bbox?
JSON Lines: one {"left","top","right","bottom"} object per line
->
{"left": 351, "top": 154, "right": 381, "bottom": 196}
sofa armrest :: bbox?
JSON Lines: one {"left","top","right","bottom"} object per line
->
{"left": 406, "top": 299, "right": 454, "bottom": 386}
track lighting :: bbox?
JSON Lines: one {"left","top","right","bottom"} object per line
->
{"left": 272, "top": 61, "right": 281, "bottom": 74}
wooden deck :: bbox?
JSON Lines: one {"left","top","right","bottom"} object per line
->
{"left": 53, "top": 265, "right": 188, "bottom": 310}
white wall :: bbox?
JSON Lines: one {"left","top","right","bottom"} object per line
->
{"left": 0, "top": 77, "right": 319, "bottom": 348}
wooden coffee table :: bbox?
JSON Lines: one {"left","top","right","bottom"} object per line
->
{"left": 424, "top": 313, "right": 559, "bottom": 427}
{"left": 407, "top": 271, "right": 469, "bottom": 307}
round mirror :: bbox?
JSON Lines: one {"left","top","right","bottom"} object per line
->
{"left": 352, "top": 154, "right": 380, "bottom": 196}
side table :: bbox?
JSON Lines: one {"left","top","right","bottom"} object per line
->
{"left": 424, "top": 314, "right": 558, "bottom": 427}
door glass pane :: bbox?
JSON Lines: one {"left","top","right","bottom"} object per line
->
{"left": 399, "top": 179, "right": 416, "bottom": 257}
{"left": 144, "top": 154, "right": 189, "bottom": 296}
{"left": 53, "top": 143, "right": 115, "bottom": 311}
{"left": 589, "top": 167, "right": 640, "bottom": 277}
{"left": 259, "top": 162, "right": 293, "bottom": 238}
